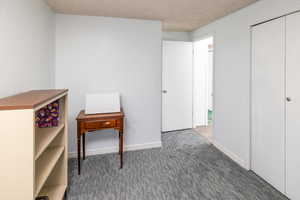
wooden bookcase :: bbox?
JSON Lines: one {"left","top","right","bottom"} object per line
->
{"left": 0, "top": 90, "right": 68, "bottom": 200}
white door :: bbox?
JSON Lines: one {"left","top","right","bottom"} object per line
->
{"left": 251, "top": 18, "right": 286, "bottom": 193}
{"left": 286, "top": 12, "right": 300, "bottom": 200}
{"left": 162, "top": 41, "right": 193, "bottom": 132}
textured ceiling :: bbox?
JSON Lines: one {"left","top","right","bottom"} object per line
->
{"left": 46, "top": 0, "right": 258, "bottom": 31}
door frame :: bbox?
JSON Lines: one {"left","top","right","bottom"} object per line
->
{"left": 192, "top": 33, "right": 216, "bottom": 143}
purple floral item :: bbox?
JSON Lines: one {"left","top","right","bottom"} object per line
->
{"left": 36, "top": 100, "right": 60, "bottom": 128}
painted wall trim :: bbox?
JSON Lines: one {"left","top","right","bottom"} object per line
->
{"left": 68, "top": 141, "right": 162, "bottom": 158}
{"left": 213, "top": 140, "right": 250, "bottom": 170}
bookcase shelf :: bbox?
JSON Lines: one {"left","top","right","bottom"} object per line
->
{"left": 35, "top": 123, "right": 65, "bottom": 160}
{"left": 0, "top": 89, "right": 68, "bottom": 200}
{"left": 39, "top": 185, "right": 67, "bottom": 200}
{"left": 35, "top": 146, "right": 64, "bottom": 196}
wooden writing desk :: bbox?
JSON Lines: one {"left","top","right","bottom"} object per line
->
{"left": 76, "top": 109, "right": 124, "bottom": 175}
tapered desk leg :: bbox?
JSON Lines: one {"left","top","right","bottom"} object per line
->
{"left": 83, "top": 133, "right": 86, "bottom": 160}
{"left": 118, "top": 130, "right": 121, "bottom": 156}
{"left": 119, "top": 130, "right": 124, "bottom": 169}
{"left": 77, "top": 124, "right": 81, "bottom": 175}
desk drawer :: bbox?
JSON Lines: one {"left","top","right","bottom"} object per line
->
{"left": 84, "top": 120, "right": 116, "bottom": 129}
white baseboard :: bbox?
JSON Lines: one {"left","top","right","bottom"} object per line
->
{"left": 213, "top": 140, "right": 249, "bottom": 170}
{"left": 68, "top": 141, "right": 162, "bottom": 158}
{"left": 69, "top": 139, "right": 249, "bottom": 170}
{"left": 204, "top": 136, "right": 214, "bottom": 144}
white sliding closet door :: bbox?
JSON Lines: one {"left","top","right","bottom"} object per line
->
{"left": 251, "top": 18, "right": 286, "bottom": 193}
{"left": 162, "top": 41, "right": 193, "bottom": 132}
{"left": 286, "top": 12, "right": 300, "bottom": 200}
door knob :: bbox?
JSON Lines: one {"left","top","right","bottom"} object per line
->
{"left": 286, "top": 97, "right": 292, "bottom": 102}
{"left": 162, "top": 90, "right": 167, "bottom": 94}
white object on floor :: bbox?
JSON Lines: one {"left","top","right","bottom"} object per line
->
{"left": 85, "top": 92, "right": 120, "bottom": 114}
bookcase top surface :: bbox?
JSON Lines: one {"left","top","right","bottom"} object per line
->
{"left": 0, "top": 89, "right": 68, "bottom": 111}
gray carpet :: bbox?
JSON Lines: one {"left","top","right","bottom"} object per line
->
{"left": 67, "top": 129, "right": 288, "bottom": 200}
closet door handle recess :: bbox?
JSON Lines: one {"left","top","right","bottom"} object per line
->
{"left": 286, "top": 97, "right": 292, "bottom": 102}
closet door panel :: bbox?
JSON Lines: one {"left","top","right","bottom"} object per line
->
{"left": 251, "top": 18, "right": 286, "bottom": 193}
{"left": 286, "top": 12, "right": 300, "bottom": 200}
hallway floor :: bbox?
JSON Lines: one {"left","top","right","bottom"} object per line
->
{"left": 194, "top": 125, "right": 212, "bottom": 142}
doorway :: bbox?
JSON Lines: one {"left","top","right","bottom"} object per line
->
{"left": 193, "top": 36, "right": 214, "bottom": 142}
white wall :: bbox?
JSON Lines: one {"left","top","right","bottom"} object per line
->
{"left": 163, "top": 31, "right": 191, "bottom": 41}
{"left": 55, "top": 14, "right": 162, "bottom": 155}
{"left": 0, "top": 0, "right": 55, "bottom": 98}
{"left": 191, "top": 0, "right": 300, "bottom": 169}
